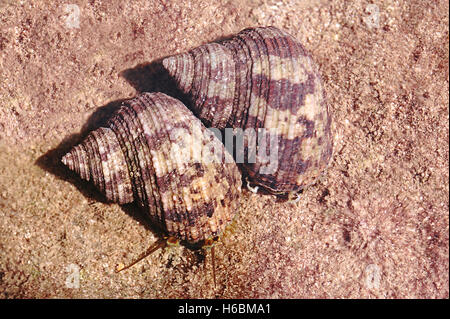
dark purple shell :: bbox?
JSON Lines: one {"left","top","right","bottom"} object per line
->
{"left": 62, "top": 92, "right": 242, "bottom": 243}
{"left": 163, "top": 26, "right": 332, "bottom": 194}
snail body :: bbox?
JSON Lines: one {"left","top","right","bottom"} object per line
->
{"left": 62, "top": 92, "right": 241, "bottom": 244}
{"left": 163, "top": 26, "right": 333, "bottom": 194}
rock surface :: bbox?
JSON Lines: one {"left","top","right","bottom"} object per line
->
{"left": 0, "top": 0, "right": 448, "bottom": 298}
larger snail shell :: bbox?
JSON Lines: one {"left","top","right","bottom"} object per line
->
{"left": 163, "top": 26, "right": 333, "bottom": 194}
{"left": 62, "top": 92, "right": 242, "bottom": 243}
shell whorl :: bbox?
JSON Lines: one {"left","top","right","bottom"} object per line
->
{"left": 163, "top": 43, "right": 236, "bottom": 129}
{"left": 163, "top": 26, "right": 333, "bottom": 194}
{"left": 62, "top": 92, "right": 242, "bottom": 243}
{"left": 62, "top": 126, "right": 134, "bottom": 204}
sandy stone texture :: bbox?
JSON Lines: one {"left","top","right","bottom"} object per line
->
{"left": 0, "top": 0, "right": 448, "bottom": 298}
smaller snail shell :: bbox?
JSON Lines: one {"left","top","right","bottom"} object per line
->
{"left": 62, "top": 92, "right": 242, "bottom": 243}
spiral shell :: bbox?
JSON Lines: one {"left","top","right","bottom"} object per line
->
{"left": 163, "top": 26, "right": 333, "bottom": 194}
{"left": 62, "top": 92, "right": 242, "bottom": 243}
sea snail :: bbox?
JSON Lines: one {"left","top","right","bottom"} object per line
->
{"left": 163, "top": 26, "right": 333, "bottom": 195}
{"left": 61, "top": 26, "right": 333, "bottom": 279}
{"left": 61, "top": 92, "right": 242, "bottom": 272}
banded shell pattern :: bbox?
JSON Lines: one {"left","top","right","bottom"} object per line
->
{"left": 163, "top": 26, "right": 333, "bottom": 194}
{"left": 62, "top": 92, "right": 242, "bottom": 243}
